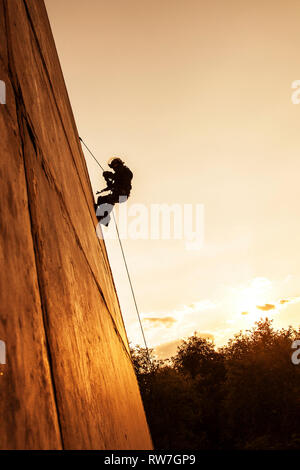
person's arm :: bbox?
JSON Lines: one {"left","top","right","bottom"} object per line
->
{"left": 96, "top": 187, "right": 110, "bottom": 195}
{"left": 103, "top": 171, "right": 114, "bottom": 182}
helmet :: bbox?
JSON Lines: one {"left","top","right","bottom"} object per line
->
{"left": 108, "top": 157, "right": 124, "bottom": 168}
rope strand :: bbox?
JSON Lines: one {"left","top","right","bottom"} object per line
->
{"left": 79, "top": 136, "right": 151, "bottom": 364}
{"left": 111, "top": 211, "right": 150, "bottom": 359}
{"left": 79, "top": 136, "right": 105, "bottom": 171}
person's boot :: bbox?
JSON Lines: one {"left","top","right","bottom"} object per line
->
{"left": 97, "top": 213, "right": 111, "bottom": 227}
{"left": 102, "top": 215, "right": 111, "bottom": 227}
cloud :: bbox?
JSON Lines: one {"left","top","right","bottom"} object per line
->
{"left": 141, "top": 299, "right": 217, "bottom": 325}
{"left": 163, "top": 300, "right": 216, "bottom": 319}
{"left": 279, "top": 296, "right": 300, "bottom": 305}
{"left": 198, "top": 332, "right": 215, "bottom": 341}
{"left": 155, "top": 333, "right": 215, "bottom": 359}
{"left": 187, "top": 300, "right": 217, "bottom": 311}
{"left": 144, "top": 316, "right": 176, "bottom": 328}
{"left": 256, "top": 303, "right": 275, "bottom": 311}
{"left": 251, "top": 277, "right": 272, "bottom": 289}
{"left": 154, "top": 339, "right": 181, "bottom": 359}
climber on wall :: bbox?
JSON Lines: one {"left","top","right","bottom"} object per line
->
{"left": 95, "top": 157, "right": 133, "bottom": 226}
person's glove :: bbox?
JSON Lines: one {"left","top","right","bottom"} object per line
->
{"left": 103, "top": 171, "right": 113, "bottom": 178}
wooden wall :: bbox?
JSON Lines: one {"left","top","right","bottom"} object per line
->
{"left": 0, "top": 0, "right": 152, "bottom": 450}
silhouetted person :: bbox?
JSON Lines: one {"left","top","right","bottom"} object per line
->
{"left": 95, "top": 157, "right": 133, "bottom": 226}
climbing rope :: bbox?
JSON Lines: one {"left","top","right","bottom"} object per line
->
{"left": 79, "top": 136, "right": 151, "bottom": 365}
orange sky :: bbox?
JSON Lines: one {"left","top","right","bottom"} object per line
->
{"left": 45, "top": 0, "right": 300, "bottom": 357}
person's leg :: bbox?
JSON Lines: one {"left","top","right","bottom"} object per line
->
{"left": 96, "top": 194, "right": 115, "bottom": 225}
{"left": 96, "top": 202, "right": 114, "bottom": 218}
{"left": 95, "top": 193, "right": 127, "bottom": 225}
{"left": 97, "top": 194, "right": 111, "bottom": 206}
{"left": 118, "top": 195, "right": 128, "bottom": 204}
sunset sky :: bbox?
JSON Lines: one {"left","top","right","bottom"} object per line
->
{"left": 45, "top": 0, "right": 300, "bottom": 358}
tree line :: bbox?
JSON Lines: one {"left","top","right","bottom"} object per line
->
{"left": 130, "top": 319, "right": 300, "bottom": 449}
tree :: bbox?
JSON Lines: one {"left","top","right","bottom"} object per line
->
{"left": 220, "top": 319, "right": 300, "bottom": 449}
{"left": 130, "top": 319, "right": 300, "bottom": 450}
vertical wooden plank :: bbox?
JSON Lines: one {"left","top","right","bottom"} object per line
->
{"left": 0, "top": 3, "right": 62, "bottom": 447}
